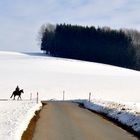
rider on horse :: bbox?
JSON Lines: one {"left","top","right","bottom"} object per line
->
{"left": 15, "top": 86, "right": 20, "bottom": 92}
{"left": 10, "top": 86, "right": 24, "bottom": 100}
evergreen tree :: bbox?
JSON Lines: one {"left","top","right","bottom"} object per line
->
{"left": 40, "top": 23, "right": 137, "bottom": 70}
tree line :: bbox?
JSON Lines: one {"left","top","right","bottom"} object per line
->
{"left": 40, "top": 23, "right": 140, "bottom": 71}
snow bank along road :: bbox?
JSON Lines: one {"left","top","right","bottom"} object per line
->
{"left": 32, "top": 101, "right": 137, "bottom": 140}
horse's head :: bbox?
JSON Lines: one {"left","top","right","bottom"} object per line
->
{"left": 20, "top": 89, "right": 24, "bottom": 93}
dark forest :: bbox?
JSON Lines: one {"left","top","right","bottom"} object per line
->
{"left": 40, "top": 24, "right": 140, "bottom": 71}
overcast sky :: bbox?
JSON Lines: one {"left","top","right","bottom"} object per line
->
{"left": 0, "top": 0, "right": 140, "bottom": 52}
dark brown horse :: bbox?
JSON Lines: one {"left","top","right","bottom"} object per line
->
{"left": 10, "top": 89, "right": 24, "bottom": 100}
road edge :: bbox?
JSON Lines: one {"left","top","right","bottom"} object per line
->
{"left": 78, "top": 102, "right": 140, "bottom": 138}
{"left": 21, "top": 102, "right": 46, "bottom": 140}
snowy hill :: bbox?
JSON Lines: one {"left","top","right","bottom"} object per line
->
{"left": 0, "top": 51, "right": 140, "bottom": 102}
{"left": 0, "top": 51, "right": 140, "bottom": 139}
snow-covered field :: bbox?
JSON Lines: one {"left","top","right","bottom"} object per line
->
{"left": 0, "top": 51, "right": 140, "bottom": 139}
{"left": 0, "top": 51, "right": 140, "bottom": 102}
{"left": 0, "top": 100, "right": 42, "bottom": 140}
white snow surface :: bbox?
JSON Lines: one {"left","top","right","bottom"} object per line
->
{"left": 0, "top": 51, "right": 140, "bottom": 138}
{"left": 0, "top": 51, "right": 140, "bottom": 102}
{"left": 76, "top": 99, "right": 140, "bottom": 132}
{"left": 0, "top": 100, "right": 42, "bottom": 140}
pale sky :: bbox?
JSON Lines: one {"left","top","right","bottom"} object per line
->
{"left": 0, "top": 0, "right": 140, "bottom": 52}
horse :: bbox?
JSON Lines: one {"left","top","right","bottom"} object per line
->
{"left": 10, "top": 89, "right": 24, "bottom": 100}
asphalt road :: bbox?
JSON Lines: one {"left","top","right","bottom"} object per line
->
{"left": 32, "top": 101, "right": 138, "bottom": 140}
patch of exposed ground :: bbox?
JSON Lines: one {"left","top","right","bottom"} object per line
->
{"left": 21, "top": 102, "right": 46, "bottom": 140}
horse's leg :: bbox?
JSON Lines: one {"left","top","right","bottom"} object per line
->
{"left": 13, "top": 95, "right": 15, "bottom": 100}
{"left": 18, "top": 95, "right": 22, "bottom": 100}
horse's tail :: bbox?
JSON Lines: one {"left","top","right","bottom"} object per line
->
{"left": 10, "top": 93, "right": 13, "bottom": 98}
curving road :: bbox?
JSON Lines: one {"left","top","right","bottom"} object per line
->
{"left": 32, "top": 101, "right": 138, "bottom": 140}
